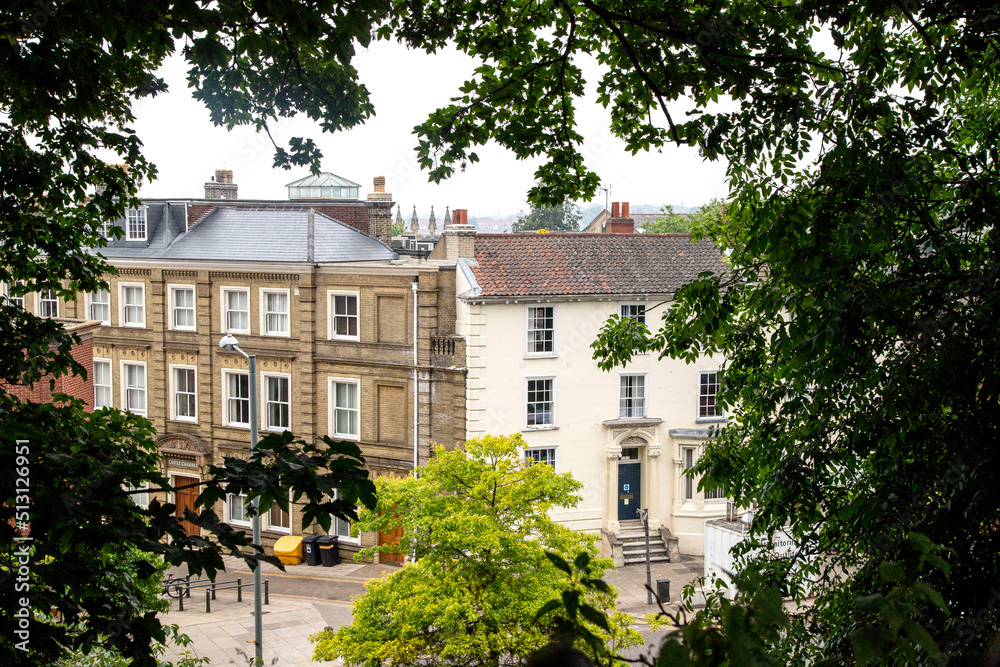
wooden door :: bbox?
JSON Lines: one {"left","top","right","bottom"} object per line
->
{"left": 379, "top": 524, "right": 405, "bottom": 565}
{"left": 174, "top": 475, "right": 200, "bottom": 536}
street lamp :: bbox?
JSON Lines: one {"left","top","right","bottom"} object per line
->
{"left": 219, "top": 334, "right": 263, "bottom": 665}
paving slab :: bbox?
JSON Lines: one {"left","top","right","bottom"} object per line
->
{"left": 159, "top": 555, "right": 705, "bottom": 665}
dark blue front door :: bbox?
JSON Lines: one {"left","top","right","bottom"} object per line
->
{"left": 617, "top": 463, "right": 641, "bottom": 521}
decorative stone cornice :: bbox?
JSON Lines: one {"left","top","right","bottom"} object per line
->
{"left": 163, "top": 269, "right": 198, "bottom": 278}
{"left": 208, "top": 271, "right": 299, "bottom": 282}
{"left": 118, "top": 268, "right": 152, "bottom": 276}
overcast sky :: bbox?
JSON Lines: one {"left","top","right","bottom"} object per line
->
{"left": 131, "top": 40, "right": 729, "bottom": 217}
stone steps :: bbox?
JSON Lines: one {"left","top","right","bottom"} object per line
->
{"left": 618, "top": 524, "right": 670, "bottom": 566}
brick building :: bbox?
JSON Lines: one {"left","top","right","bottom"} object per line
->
{"left": 21, "top": 171, "right": 467, "bottom": 561}
{"left": 2, "top": 319, "right": 100, "bottom": 409}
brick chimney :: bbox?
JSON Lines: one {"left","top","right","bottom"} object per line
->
{"left": 365, "top": 175, "right": 393, "bottom": 246}
{"left": 442, "top": 208, "right": 475, "bottom": 259}
{"left": 606, "top": 201, "right": 635, "bottom": 234}
{"left": 204, "top": 169, "right": 238, "bottom": 200}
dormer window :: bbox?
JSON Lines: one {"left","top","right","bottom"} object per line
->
{"left": 126, "top": 207, "right": 146, "bottom": 241}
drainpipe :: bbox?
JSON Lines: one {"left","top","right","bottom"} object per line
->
{"left": 412, "top": 279, "right": 419, "bottom": 478}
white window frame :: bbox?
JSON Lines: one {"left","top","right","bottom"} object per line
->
{"left": 331, "top": 489, "right": 359, "bottom": 544}
{"left": 620, "top": 302, "right": 647, "bottom": 326}
{"left": 119, "top": 283, "right": 146, "bottom": 328}
{"left": 524, "top": 376, "right": 556, "bottom": 430}
{"left": 698, "top": 370, "right": 725, "bottom": 421}
{"left": 3, "top": 281, "right": 25, "bottom": 309}
{"left": 227, "top": 492, "right": 251, "bottom": 527}
{"left": 681, "top": 445, "right": 726, "bottom": 503}
{"left": 329, "top": 377, "right": 360, "bottom": 440}
{"left": 88, "top": 289, "right": 111, "bottom": 325}
{"left": 169, "top": 285, "right": 196, "bottom": 331}
{"left": 619, "top": 373, "right": 648, "bottom": 419}
{"left": 260, "top": 288, "right": 290, "bottom": 337}
{"left": 682, "top": 447, "right": 696, "bottom": 502}
{"left": 262, "top": 372, "right": 291, "bottom": 432}
{"left": 38, "top": 288, "right": 59, "bottom": 318}
{"left": 523, "top": 446, "right": 558, "bottom": 471}
{"left": 266, "top": 493, "right": 292, "bottom": 533}
{"left": 93, "top": 358, "right": 112, "bottom": 410}
{"left": 126, "top": 206, "right": 147, "bottom": 241}
{"left": 120, "top": 361, "right": 147, "bottom": 416}
{"left": 223, "top": 369, "right": 251, "bottom": 428}
{"left": 525, "top": 305, "right": 557, "bottom": 358}
{"left": 126, "top": 482, "right": 149, "bottom": 509}
{"left": 221, "top": 287, "right": 250, "bottom": 334}
{"left": 169, "top": 364, "right": 198, "bottom": 422}
{"left": 328, "top": 290, "right": 360, "bottom": 341}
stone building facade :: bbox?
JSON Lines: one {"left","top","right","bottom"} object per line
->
{"left": 34, "top": 172, "right": 467, "bottom": 561}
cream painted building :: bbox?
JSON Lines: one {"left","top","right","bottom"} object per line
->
{"left": 445, "top": 224, "right": 729, "bottom": 557}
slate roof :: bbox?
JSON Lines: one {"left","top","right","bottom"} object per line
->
{"left": 469, "top": 233, "right": 725, "bottom": 297}
{"left": 99, "top": 206, "right": 395, "bottom": 263}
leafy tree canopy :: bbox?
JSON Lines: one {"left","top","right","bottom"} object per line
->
{"left": 311, "top": 434, "right": 641, "bottom": 666}
{"left": 642, "top": 200, "right": 725, "bottom": 236}
{"left": 6, "top": 0, "right": 1000, "bottom": 664}
{"left": 512, "top": 200, "right": 582, "bottom": 232}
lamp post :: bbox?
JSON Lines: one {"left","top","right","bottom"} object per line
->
{"left": 219, "top": 334, "right": 262, "bottom": 665}
{"left": 637, "top": 507, "right": 652, "bottom": 604}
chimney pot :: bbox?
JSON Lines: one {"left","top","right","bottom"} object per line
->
{"left": 373, "top": 176, "right": 386, "bottom": 193}
{"left": 622, "top": 202, "right": 630, "bottom": 218}
{"left": 611, "top": 202, "right": 620, "bottom": 218}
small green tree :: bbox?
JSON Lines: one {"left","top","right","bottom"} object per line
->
{"left": 311, "top": 434, "right": 640, "bottom": 666}
{"left": 512, "top": 200, "right": 582, "bottom": 232}
{"left": 391, "top": 220, "right": 407, "bottom": 237}
{"left": 642, "top": 200, "right": 725, "bottom": 236}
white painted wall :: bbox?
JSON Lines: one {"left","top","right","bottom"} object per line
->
{"left": 457, "top": 288, "right": 728, "bottom": 554}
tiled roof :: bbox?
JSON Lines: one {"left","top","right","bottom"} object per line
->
{"left": 470, "top": 233, "right": 725, "bottom": 297}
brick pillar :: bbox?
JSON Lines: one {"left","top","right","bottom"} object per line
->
{"left": 366, "top": 176, "right": 394, "bottom": 247}
{"left": 204, "top": 169, "right": 238, "bottom": 199}
{"left": 442, "top": 209, "right": 475, "bottom": 259}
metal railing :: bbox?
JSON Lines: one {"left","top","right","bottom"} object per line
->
{"left": 163, "top": 574, "right": 270, "bottom": 612}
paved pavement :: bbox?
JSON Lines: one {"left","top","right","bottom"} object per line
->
{"left": 159, "top": 553, "right": 704, "bottom": 666}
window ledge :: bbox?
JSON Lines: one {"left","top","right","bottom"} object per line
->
{"left": 522, "top": 425, "right": 558, "bottom": 432}
{"left": 602, "top": 417, "right": 663, "bottom": 428}
{"left": 695, "top": 417, "right": 728, "bottom": 424}
{"left": 524, "top": 353, "right": 558, "bottom": 360}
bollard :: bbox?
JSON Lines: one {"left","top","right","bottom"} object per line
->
{"left": 177, "top": 586, "right": 184, "bottom": 612}
{"left": 206, "top": 589, "right": 211, "bottom": 613}
{"left": 237, "top": 577, "right": 242, "bottom": 602}
{"left": 264, "top": 580, "right": 269, "bottom": 605}
{"left": 211, "top": 583, "right": 216, "bottom": 601}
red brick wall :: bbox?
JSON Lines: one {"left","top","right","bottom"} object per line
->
{"left": 186, "top": 204, "right": 215, "bottom": 230}
{"left": 606, "top": 219, "right": 635, "bottom": 234}
{"left": 311, "top": 204, "right": 370, "bottom": 234}
{"left": 2, "top": 335, "right": 95, "bottom": 410}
